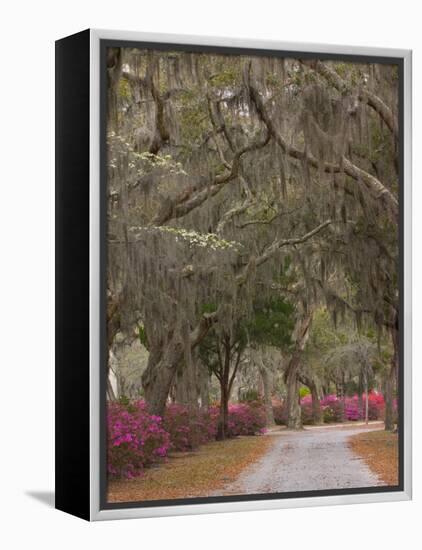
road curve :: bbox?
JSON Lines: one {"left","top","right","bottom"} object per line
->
{"left": 214, "top": 423, "right": 385, "bottom": 496}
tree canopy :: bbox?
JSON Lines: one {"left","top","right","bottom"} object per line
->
{"left": 106, "top": 46, "right": 399, "bottom": 431}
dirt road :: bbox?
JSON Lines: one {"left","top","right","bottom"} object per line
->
{"left": 215, "top": 422, "right": 385, "bottom": 496}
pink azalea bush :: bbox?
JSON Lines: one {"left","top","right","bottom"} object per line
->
{"left": 344, "top": 398, "right": 361, "bottom": 421}
{"left": 107, "top": 400, "right": 170, "bottom": 479}
{"left": 320, "top": 394, "right": 345, "bottom": 423}
{"left": 366, "top": 392, "right": 389, "bottom": 420}
{"left": 321, "top": 392, "right": 388, "bottom": 423}
{"left": 272, "top": 400, "right": 287, "bottom": 426}
{"left": 108, "top": 400, "right": 266, "bottom": 479}
{"left": 299, "top": 395, "right": 315, "bottom": 424}
{"left": 225, "top": 402, "right": 267, "bottom": 436}
{"left": 273, "top": 391, "right": 392, "bottom": 426}
{"left": 163, "top": 403, "right": 218, "bottom": 452}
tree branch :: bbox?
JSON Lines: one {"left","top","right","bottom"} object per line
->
{"left": 190, "top": 311, "right": 219, "bottom": 348}
{"left": 300, "top": 60, "right": 398, "bottom": 140}
{"left": 228, "top": 347, "right": 243, "bottom": 395}
{"left": 235, "top": 219, "right": 333, "bottom": 286}
{"left": 248, "top": 81, "right": 398, "bottom": 221}
{"left": 152, "top": 131, "right": 270, "bottom": 225}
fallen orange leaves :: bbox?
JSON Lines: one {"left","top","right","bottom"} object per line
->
{"left": 349, "top": 430, "right": 398, "bottom": 486}
{"left": 107, "top": 435, "right": 274, "bottom": 503}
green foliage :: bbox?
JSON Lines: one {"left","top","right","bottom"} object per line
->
{"left": 201, "top": 302, "right": 218, "bottom": 314}
{"left": 299, "top": 386, "right": 310, "bottom": 398}
{"left": 306, "top": 308, "right": 355, "bottom": 355}
{"left": 303, "top": 307, "right": 392, "bottom": 393}
{"left": 334, "top": 62, "right": 348, "bottom": 78}
{"left": 118, "top": 395, "right": 131, "bottom": 407}
{"left": 265, "top": 72, "right": 281, "bottom": 88}
{"left": 178, "top": 92, "right": 208, "bottom": 146}
{"left": 117, "top": 395, "right": 138, "bottom": 413}
{"left": 119, "top": 78, "right": 131, "bottom": 100}
{"left": 137, "top": 324, "right": 149, "bottom": 350}
{"left": 246, "top": 298, "right": 295, "bottom": 350}
{"left": 239, "top": 389, "right": 261, "bottom": 402}
{"left": 209, "top": 68, "right": 239, "bottom": 88}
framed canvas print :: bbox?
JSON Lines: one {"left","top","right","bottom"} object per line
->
{"left": 55, "top": 29, "right": 412, "bottom": 521}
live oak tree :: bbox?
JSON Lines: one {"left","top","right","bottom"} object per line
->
{"left": 106, "top": 47, "right": 399, "bottom": 429}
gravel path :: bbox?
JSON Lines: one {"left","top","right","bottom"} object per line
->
{"left": 214, "top": 423, "right": 385, "bottom": 495}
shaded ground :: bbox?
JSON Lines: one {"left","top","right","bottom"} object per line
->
{"left": 212, "top": 422, "right": 386, "bottom": 496}
{"left": 349, "top": 429, "right": 399, "bottom": 486}
{"left": 107, "top": 435, "right": 273, "bottom": 503}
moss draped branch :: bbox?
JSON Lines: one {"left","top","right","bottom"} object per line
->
{"left": 300, "top": 59, "right": 398, "bottom": 140}
{"left": 152, "top": 131, "right": 270, "bottom": 225}
{"left": 236, "top": 219, "right": 333, "bottom": 285}
{"left": 247, "top": 81, "right": 398, "bottom": 221}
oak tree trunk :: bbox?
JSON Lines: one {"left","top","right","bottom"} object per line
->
{"left": 217, "top": 337, "right": 231, "bottom": 440}
{"left": 259, "top": 364, "right": 275, "bottom": 426}
{"left": 358, "top": 372, "right": 364, "bottom": 420}
{"left": 385, "top": 317, "right": 399, "bottom": 431}
{"left": 142, "top": 314, "right": 215, "bottom": 416}
{"left": 142, "top": 338, "right": 184, "bottom": 416}
{"left": 284, "top": 311, "right": 313, "bottom": 430}
{"left": 174, "top": 346, "right": 199, "bottom": 408}
{"left": 217, "top": 382, "right": 229, "bottom": 440}
{"left": 285, "top": 358, "right": 302, "bottom": 430}
{"left": 198, "top": 358, "right": 210, "bottom": 409}
{"left": 299, "top": 373, "right": 322, "bottom": 425}
{"left": 309, "top": 380, "right": 322, "bottom": 425}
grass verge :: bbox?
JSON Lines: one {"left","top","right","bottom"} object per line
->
{"left": 108, "top": 434, "right": 274, "bottom": 503}
{"left": 349, "top": 430, "right": 398, "bottom": 486}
